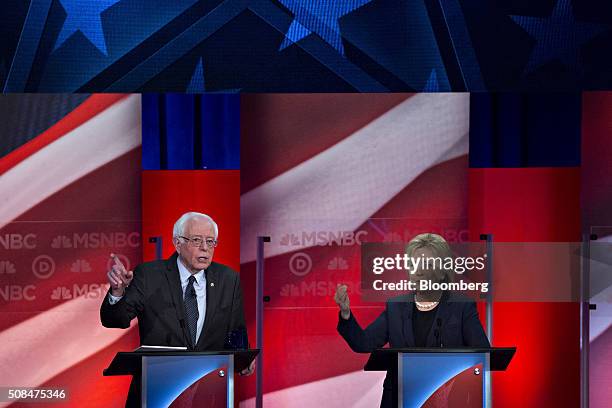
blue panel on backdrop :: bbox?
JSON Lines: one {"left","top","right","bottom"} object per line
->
{"left": 469, "top": 93, "right": 581, "bottom": 168}
{"left": 142, "top": 94, "right": 239, "bottom": 170}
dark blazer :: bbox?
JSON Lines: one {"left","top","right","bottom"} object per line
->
{"left": 337, "top": 293, "right": 490, "bottom": 408}
{"left": 100, "top": 253, "right": 246, "bottom": 407}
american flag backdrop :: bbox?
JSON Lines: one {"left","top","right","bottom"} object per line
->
{"left": 0, "top": 94, "right": 142, "bottom": 407}
{"left": 239, "top": 93, "right": 612, "bottom": 408}
{"left": 1, "top": 92, "right": 611, "bottom": 407}
{"left": 239, "top": 93, "right": 473, "bottom": 406}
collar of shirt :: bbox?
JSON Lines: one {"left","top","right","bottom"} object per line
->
{"left": 177, "top": 258, "right": 206, "bottom": 288}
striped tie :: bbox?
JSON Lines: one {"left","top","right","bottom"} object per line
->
{"left": 184, "top": 275, "right": 199, "bottom": 347}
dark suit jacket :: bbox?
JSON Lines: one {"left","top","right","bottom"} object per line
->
{"left": 337, "top": 293, "right": 490, "bottom": 408}
{"left": 100, "top": 253, "right": 246, "bottom": 407}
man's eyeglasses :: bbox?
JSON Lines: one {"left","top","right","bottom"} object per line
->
{"left": 178, "top": 236, "right": 218, "bottom": 248}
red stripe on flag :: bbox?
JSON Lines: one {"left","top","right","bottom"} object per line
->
{"left": 0, "top": 94, "right": 128, "bottom": 176}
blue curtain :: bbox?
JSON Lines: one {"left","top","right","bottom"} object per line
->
{"left": 142, "top": 94, "right": 240, "bottom": 170}
{"left": 469, "top": 93, "right": 581, "bottom": 168}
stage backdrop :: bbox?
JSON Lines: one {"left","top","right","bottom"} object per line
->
{"left": 239, "top": 92, "right": 585, "bottom": 408}
{"left": 240, "top": 93, "right": 474, "bottom": 406}
{"left": 0, "top": 94, "right": 142, "bottom": 407}
{"left": 582, "top": 91, "right": 612, "bottom": 408}
{"left": 0, "top": 93, "right": 243, "bottom": 408}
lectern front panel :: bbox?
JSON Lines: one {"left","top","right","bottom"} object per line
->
{"left": 398, "top": 352, "right": 489, "bottom": 408}
{"left": 142, "top": 354, "right": 234, "bottom": 408}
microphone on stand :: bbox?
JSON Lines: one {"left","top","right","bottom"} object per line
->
{"left": 435, "top": 318, "right": 443, "bottom": 347}
{"left": 177, "top": 312, "right": 192, "bottom": 351}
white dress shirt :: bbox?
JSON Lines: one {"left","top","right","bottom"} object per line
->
{"left": 107, "top": 258, "right": 207, "bottom": 343}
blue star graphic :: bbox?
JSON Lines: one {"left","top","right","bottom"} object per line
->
{"left": 511, "top": 0, "right": 609, "bottom": 75}
{"left": 423, "top": 69, "right": 440, "bottom": 92}
{"left": 54, "top": 0, "right": 121, "bottom": 55}
{"left": 187, "top": 58, "right": 206, "bottom": 93}
{"left": 278, "top": 0, "right": 372, "bottom": 55}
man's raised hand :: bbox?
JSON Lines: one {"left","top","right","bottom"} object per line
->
{"left": 107, "top": 254, "right": 133, "bottom": 297}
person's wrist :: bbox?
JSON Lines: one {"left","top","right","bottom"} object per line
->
{"left": 340, "top": 309, "right": 350, "bottom": 320}
{"left": 111, "top": 288, "right": 125, "bottom": 297}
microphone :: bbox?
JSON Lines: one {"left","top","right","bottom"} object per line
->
{"left": 436, "top": 318, "right": 443, "bottom": 347}
{"left": 175, "top": 303, "right": 192, "bottom": 351}
{"left": 178, "top": 317, "right": 192, "bottom": 351}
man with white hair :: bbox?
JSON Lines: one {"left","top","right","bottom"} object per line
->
{"left": 100, "top": 211, "right": 251, "bottom": 407}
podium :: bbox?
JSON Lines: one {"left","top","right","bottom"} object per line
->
{"left": 365, "top": 347, "right": 515, "bottom": 408}
{"left": 104, "top": 350, "right": 259, "bottom": 408}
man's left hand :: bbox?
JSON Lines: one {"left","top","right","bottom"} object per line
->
{"left": 240, "top": 359, "right": 256, "bottom": 376}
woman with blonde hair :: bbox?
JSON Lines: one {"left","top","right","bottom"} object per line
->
{"left": 334, "top": 233, "right": 489, "bottom": 408}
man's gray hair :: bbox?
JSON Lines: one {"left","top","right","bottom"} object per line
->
{"left": 173, "top": 212, "right": 218, "bottom": 239}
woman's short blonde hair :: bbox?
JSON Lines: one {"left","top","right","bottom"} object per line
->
{"left": 405, "top": 233, "right": 455, "bottom": 283}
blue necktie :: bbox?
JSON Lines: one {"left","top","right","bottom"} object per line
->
{"left": 184, "top": 275, "right": 199, "bottom": 347}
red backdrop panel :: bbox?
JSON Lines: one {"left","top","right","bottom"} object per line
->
{"left": 141, "top": 170, "right": 240, "bottom": 270}
{"left": 582, "top": 92, "right": 612, "bottom": 408}
{"left": 469, "top": 167, "right": 581, "bottom": 408}
{"left": 581, "top": 92, "right": 612, "bottom": 227}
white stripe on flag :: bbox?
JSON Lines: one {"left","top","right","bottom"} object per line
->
{"left": 0, "top": 95, "right": 141, "bottom": 227}
{"left": 240, "top": 93, "right": 469, "bottom": 263}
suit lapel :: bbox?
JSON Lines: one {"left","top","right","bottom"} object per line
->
{"left": 198, "top": 262, "right": 220, "bottom": 349}
{"left": 164, "top": 253, "right": 191, "bottom": 348}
